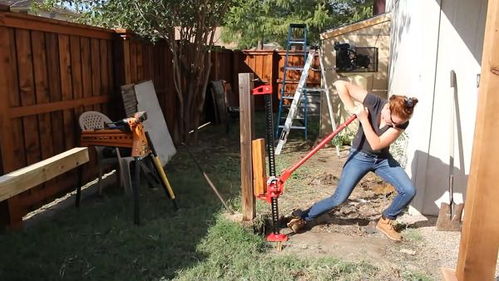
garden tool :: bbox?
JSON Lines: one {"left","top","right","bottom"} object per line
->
{"left": 436, "top": 70, "right": 464, "bottom": 231}
{"left": 145, "top": 132, "right": 178, "bottom": 210}
{"left": 252, "top": 84, "right": 357, "bottom": 248}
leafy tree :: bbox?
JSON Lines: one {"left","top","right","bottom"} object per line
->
{"left": 222, "top": 0, "right": 373, "bottom": 49}
{"left": 40, "top": 0, "right": 234, "bottom": 143}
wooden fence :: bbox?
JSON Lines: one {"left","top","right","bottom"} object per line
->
{"left": 0, "top": 9, "right": 320, "bottom": 227}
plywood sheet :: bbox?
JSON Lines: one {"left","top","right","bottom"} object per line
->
{"left": 134, "top": 80, "right": 176, "bottom": 164}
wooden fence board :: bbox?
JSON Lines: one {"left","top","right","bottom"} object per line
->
{"left": 130, "top": 41, "right": 137, "bottom": 83}
{"left": 58, "top": 34, "right": 75, "bottom": 150}
{"left": 70, "top": 35, "right": 84, "bottom": 120}
{"left": 90, "top": 38, "right": 102, "bottom": 112}
{"left": 80, "top": 37, "right": 93, "bottom": 112}
{"left": 100, "top": 39, "right": 109, "bottom": 95}
{"left": 45, "top": 33, "right": 65, "bottom": 156}
{"left": 136, "top": 43, "right": 143, "bottom": 81}
{"left": 16, "top": 29, "right": 41, "bottom": 166}
{"left": 0, "top": 11, "right": 113, "bottom": 40}
{"left": 32, "top": 30, "right": 58, "bottom": 206}
{"left": 105, "top": 40, "right": 113, "bottom": 116}
{"left": 32, "top": 31, "right": 54, "bottom": 160}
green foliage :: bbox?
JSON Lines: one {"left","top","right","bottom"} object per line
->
{"left": 222, "top": 0, "right": 374, "bottom": 49}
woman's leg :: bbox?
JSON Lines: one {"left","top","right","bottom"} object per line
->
{"left": 302, "top": 151, "right": 372, "bottom": 221}
{"left": 374, "top": 157, "right": 416, "bottom": 219}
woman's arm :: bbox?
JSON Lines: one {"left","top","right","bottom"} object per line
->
{"left": 333, "top": 81, "right": 368, "bottom": 111}
{"left": 356, "top": 109, "right": 403, "bottom": 151}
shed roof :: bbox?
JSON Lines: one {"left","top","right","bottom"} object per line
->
{"left": 320, "top": 13, "right": 390, "bottom": 40}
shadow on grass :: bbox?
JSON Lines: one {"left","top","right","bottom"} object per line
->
{"left": 0, "top": 124, "right": 242, "bottom": 281}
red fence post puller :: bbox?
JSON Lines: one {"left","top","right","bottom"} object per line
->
{"left": 251, "top": 84, "right": 357, "bottom": 247}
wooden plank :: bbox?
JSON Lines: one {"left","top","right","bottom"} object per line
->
{"left": 238, "top": 73, "right": 255, "bottom": 220}
{"left": 130, "top": 40, "right": 137, "bottom": 83}
{"left": 31, "top": 31, "right": 57, "bottom": 205}
{"left": 136, "top": 42, "right": 143, "bottom": 81}
{"left": 142, "top": 43, "right": 151, "bottom": 80}
{"left": 0, "top": 27, "right": 22, "bottom": 172}
{"left": 123, "top": 38, "right": 132, "bottom": 84}
{"left": 90, "top": 38, "right": 102, "bottom": 97}
{"left": 16, "top": 29, "right": 41, "bottom": 165}
{"left": 0, "top": 11, "right": 113, "bottom": 39}
{"left": 456, "top": 0, "right": 499, "bottom": 280}
{"left": 320, "top": 14, "right": 390, "bottom": 39}
{"left": 99, "top": 39, "right": 110, "bottom": 114}
{"left": 99, "top": 40, "right": 111, "bottom": 96}
{"left": 0, "top": 147, "right": 89, "bottom": 202}
{"left": 252, "top": 138, "right": 266, "bottom": 197}
{"left": 80, "top": 37, "right": 93, "bottom": 112}
{"left": 0, "top": 26, "right": 23, "bottom": 227}
{"left": 255, "top": 54, "right": 263, "bottom": 81}
{"left": 45, "top": 33, "right": 64, "bottom": 155}
{"left": 70, "top": 35, "right": 84, "bottom": 117}
{"left": 31, "top": 31, "right": 54, "bottom": 160}
{"left": 0, "top": 27, "right": 11, "bottom": 175}
{"left": 9, "top": 96, "right": 111, "bottom": 118}
{"left": 105, "top": 40, "right": 113, "bottom": 117}
{"left": 58, "top": 34, "right": 75, "bottom": 150}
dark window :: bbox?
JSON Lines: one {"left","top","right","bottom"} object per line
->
{"left": 334, "top": 42, "right": 378, "bottom": 72}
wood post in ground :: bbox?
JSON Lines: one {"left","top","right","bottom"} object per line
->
{"left": 444, "top": 0, "right": 499, "bottom": 280}
{"left": 238, "top": 73, "right": 255, "bottom": 221}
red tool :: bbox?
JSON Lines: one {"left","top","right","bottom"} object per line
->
{"left": 251, "top": 84, "right": 357, "bottom": 244}
{"left": 258, "top": 114, "right": 357, "bottom": 204}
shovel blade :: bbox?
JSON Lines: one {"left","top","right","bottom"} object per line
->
{"left": 436, "top": 202, "right": 462, "bottom": 231}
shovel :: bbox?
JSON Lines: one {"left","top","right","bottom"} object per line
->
{"left": 436, "top": 70, "right": 464, "bottom": 231}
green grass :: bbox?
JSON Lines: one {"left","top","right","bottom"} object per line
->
{"left": 0, "top": 117, "right": 433, "bottom": 281}
{"left": 403, "top": 228, "right": 424, "bottom": 242}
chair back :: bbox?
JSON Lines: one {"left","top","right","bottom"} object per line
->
{"left": 79, "top": 111, "right": 113, "bottom": 130}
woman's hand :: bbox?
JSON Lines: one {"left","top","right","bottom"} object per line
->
{"left": 350, "top": 105, "right": 369, "bottom": 122}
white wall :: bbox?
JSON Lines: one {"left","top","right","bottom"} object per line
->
{"left": 387, "top": 0, "right": 487, "bottom": 215}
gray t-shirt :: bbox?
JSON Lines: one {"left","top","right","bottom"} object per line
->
{"left": 351, "top": 94, "right": 409, "bottom": 158}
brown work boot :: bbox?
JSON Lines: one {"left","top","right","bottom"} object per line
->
{"left": 287, "top": 218, "right": 307, "bottom": 233}
{"left": 376, "top": 217, "right": 402, "bottom": 242}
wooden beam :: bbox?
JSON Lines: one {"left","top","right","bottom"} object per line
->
{"left": 252, "top": 138, "right": 266, "bottom": 197}
{"left": 239, "top": 73, "right": 255, "bottom": 220}
{"left": 454, "top": 0, "right": 499, "bottom": 280}
{"left": 8, "top": 96, "right": 110, "bottom": 118}
{"left": 441, "top": 268, "right": 458, "bottom": 281}
{"left": 0, "top": 11, "right": 113, "bottom": 39}
{"left": 320, "top": 14, "right": 391, "bottom": 39}
{"left": 0, "top": 147, "right": 89, "bottom": 202}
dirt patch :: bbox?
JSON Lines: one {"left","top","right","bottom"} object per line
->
{"left": 254, "top": 139, "right": 462, "bottom": 279}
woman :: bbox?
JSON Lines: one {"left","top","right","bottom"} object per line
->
{"left": 287, "top": 80, "right": 418, "bottom": 241}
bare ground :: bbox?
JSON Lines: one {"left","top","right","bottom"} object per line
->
{"left": 256, "top": 138, "right": 499, "bottom": 280}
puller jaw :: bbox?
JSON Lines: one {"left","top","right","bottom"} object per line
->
{"left": 257, "top": 176, "right": 283, "bottom": 203}
{"left": 256, "top": 176, "right": 288, "bottom": 243}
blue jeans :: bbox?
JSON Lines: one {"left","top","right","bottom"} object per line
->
{"left": 300, "top": 149, "right": 416, "bottom": 221}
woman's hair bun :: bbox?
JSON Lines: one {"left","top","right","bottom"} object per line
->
{"left": 404, "top": 97, "right": 418, "bottom": 108}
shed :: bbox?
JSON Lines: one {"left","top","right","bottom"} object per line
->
{"left": 387, "top": 0, "right": 487, "bottom": 216}
{"left": 319, "top": 14, "right": 391, "bottom": 135}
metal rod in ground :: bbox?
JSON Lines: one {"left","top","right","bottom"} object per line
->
{"left": 183, "top": 145, "right": 235, "bottom": 214}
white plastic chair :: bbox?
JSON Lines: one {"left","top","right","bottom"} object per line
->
{"left": 79, "top": 111, "right": 133, "bottom": 195}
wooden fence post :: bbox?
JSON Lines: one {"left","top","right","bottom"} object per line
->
{"left": 449, "top": 0, "right": 499, "bottom": 280}
{"left": 0, "top": 26, "right": 24, "bottom": 228}
{"left": 238, "top": 73, "right": 255, "bottom": 221}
